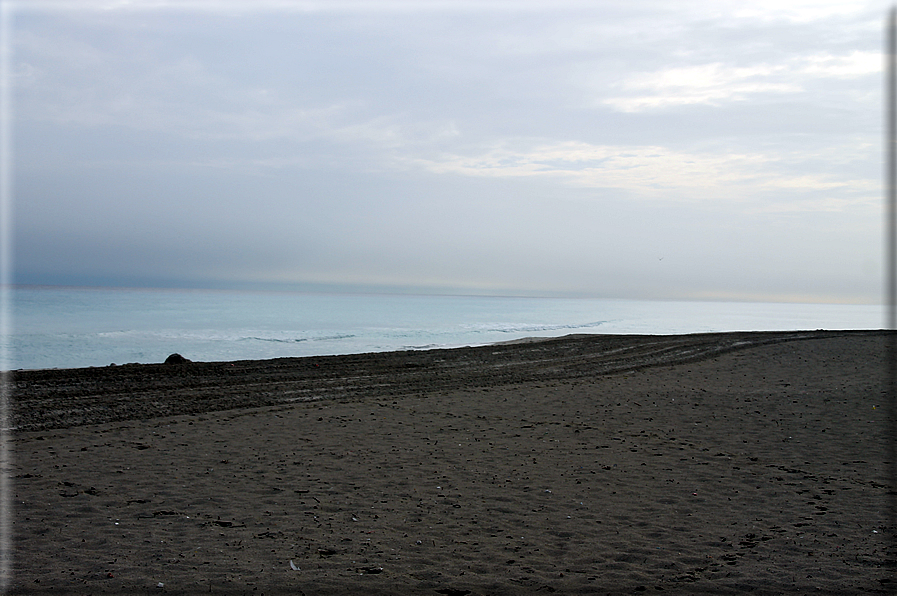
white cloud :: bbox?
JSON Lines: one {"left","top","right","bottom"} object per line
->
{"left": 603, "top": 50, "right": 881, "bottom": 112}
{"left": 800, "top": 51, "right": 881, "bottom": 77}
{"left": 730, "top": 0, "right": 875, "bottom": 23}
{"left": 604, "top": 63, "right": 801, "bottom": 111}
{"left": 397, "top": 138, "right": 878, "bottom": 207}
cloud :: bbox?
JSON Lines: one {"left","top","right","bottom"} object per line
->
{"left": 9, "top": 2, "right": 885, "bottom": 302}
{"left": 397, "top": 139, "right": 878, "bottom": 208}
{"left": 730, "top": 0, "right": 876, "bottom": 23}
{"left": 749, "top": 195, "right": 876, "bottom": 214}
{"left": 801, "top": 50, "right": 881, "bottom": 77}
{"left": 604, "top": 51, "right": 881, "bottom": 112}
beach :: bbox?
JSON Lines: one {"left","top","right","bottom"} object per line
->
{"left": 7, "top": 331, "right": 895, "bottom": 594}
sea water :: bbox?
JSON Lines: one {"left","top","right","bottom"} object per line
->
{"left": 5, "top": 285, "right": 884, "bottom": 371}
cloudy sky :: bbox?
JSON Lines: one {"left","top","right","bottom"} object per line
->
{"left": 7, "top": 0, "right": 889, "bottom": 302}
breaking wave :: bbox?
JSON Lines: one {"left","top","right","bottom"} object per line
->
{"left": 466, "top": 321, "right": 609, "bottom": 334}
{"left": 243, "top": 334, "right": 356, "bottom": 344}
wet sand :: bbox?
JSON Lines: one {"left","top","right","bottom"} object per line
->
{"left": 7, "top": 331, "right": 895, "bottom": 594}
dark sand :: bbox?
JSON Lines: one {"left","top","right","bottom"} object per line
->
{"left": 6, "top": 331, "right": 895, "bottom": 594}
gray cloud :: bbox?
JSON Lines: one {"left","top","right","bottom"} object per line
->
{"left": 10, "top": 0, "right": 887, "bottom": 302}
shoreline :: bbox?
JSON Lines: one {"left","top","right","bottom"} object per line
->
{"left": 8, "top": 329, "right": 895, "bottom": 594}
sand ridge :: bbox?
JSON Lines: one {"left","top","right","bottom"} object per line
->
{"left": 10, "top": 330, "right": 859, "bottom": 433}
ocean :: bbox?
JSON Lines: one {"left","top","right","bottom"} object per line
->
{"left": 4, "top": 285, "right": 884, "bottom": 371}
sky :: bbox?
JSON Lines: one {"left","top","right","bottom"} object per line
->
{"left": 4, "top": 0, "right": 891, "bottom": 302}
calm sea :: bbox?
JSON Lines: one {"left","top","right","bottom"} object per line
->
{"left": 4, "top": 286, "right": 884, "bottom": 371}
